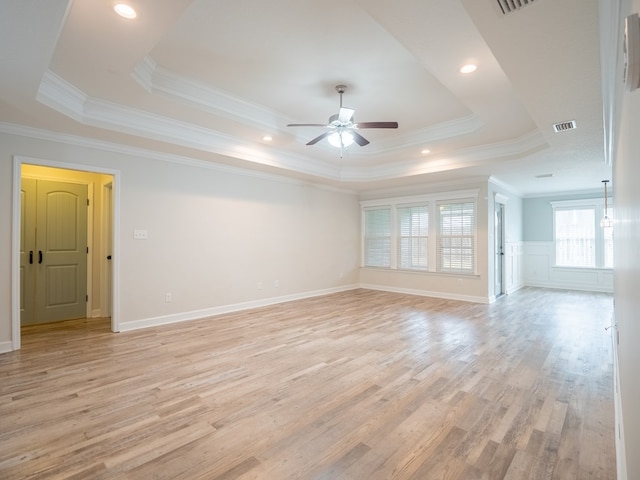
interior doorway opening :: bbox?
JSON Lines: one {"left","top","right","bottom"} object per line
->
{"left": 12, "top": 157, "right": 120, "bottom": 350}
{"left": 494, "top": 201, "right": 505, "bottom": 298}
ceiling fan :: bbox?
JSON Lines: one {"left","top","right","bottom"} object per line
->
{"left": 287, "top": 85, "right": 398, "bottom": 150}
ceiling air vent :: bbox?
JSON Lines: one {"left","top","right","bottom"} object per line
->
{"left": 552, "top": 120, "right": 577, "bottom": 133}
{"left": 497, "top": 0, "right": 536, "bottom": 15}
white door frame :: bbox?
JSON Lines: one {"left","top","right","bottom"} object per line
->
{"left": 493, "top": 192, "right": 509, "bottom": 299}
{"left": 11, "top": 155, "right": 121, "bottom": 350}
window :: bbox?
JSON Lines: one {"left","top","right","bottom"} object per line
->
{"left": 552, "top": 199, "right": 613, "bottom": 268}
{"left": 398, "top": 205, "right": 428, "bottom": 270}
{"left": 363, "top": 207, "right": 391, "bottom": 267}
{"left": 603, "top": 216, "right": 614, "bottom": 268}
{"left": 361, "top": 190, "right": 478, "bottom": 275}
{"left": 437, "top": 201, "right": 476, "bottom": 273}
{"left": 555, "top": 208, "right": 595, "bottom": 267}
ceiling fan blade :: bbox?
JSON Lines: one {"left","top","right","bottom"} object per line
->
{"left": 287, "top": 123, "right": 328, "bottom": 127}
{"left": 338, "top": 107, "right": 355, "bottom": 124}
{"left": 355, "top": 121, "right": 399, "bottom": 129}
{"left": 352, "top": 131, "right": 370, "bottom": 146}
{"left": 306, "top": 131, "right": 332, "bottom": 145}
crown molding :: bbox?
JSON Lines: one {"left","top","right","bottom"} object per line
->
{"left": 132, "top": 56, "right": 293, "bottom": 134}
{"left": 0, "top": 122, "right": 356, "bottom": 195}
{"left": 489, "top": 175, "right": 524, "bottom": 197}
{"left": 369, "top": 114, "right": 484, "bottom": 153}
{"left": 339, "top": 130, "right": 546, "bottom": 182}
{"left": 36, "top": 70, "right": 341, "bottom": 180}
{"left": 132, "top": 56, "right": 490, "bottom": 157}
{"left": 35, "top": 69, "right": 548, "bottom": 185}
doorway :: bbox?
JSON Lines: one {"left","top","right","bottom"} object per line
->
{"left": 20, "top": 177, "right": 89, "bottom": 325}
{"left": 11, "top": 157, "right": 120, "bottom": 350}
{"left": 494, "top": 201, "right": 505, "bottom": 298}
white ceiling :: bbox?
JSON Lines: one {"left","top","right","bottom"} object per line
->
{"left": 0, "top": 0, "right": 610, "bottom": 196}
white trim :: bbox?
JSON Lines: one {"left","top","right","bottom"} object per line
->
{"left": 494, "top": 192, "right": 509, "bottom": 204}
{"left": 0, "top": 123, "right": 355, "bottom": 196}
{"left": 361, "top": 190, "right": 479, "bottom": 275}
{"left": 359, "top": 283, "right": 491, "bottom": 304}
{"left": 524, "top": 188, "right": 604, "bottom": 199}
{"left": 10, "top": 162, "right": 20, "bottom": 350}
{"left": 360, "top": 189, "right": 479, "bottom": 208}
{"left": 523, "top": 241, "right": 614, "bottom": 293}
{"left": 489, "top": 176, "right": 523, "bottom": 197}
{"left": 33, "top": 69, "right": 549, "bottom": 184}
{"left": 550, "top": 197, "right": 611, "bottom": 208}
{"left": 11, "top": 155, "right": 121, "bottom": 351}
{"left": 119, "top": 284, "right": 359, "bottom": 332}
{"left": 0, "top": 341, "right": 13, "bottom": 354}
{"left": 550, "top": 199, "right": 614, "bottom": 269}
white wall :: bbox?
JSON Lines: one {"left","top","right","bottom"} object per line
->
{"left": 612, "top": 1, "right": 640, "bottom": 477}
{"left": 0, "top": 129, "right": 360, "bottom": 348}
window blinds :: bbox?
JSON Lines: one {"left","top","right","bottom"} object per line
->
{"left": 437, "top": 201, "right": 475, "bottom": 273}
{"left": 398, "top": 205, "right": 428, "bottom": 270}
{"left": 364, "top": 207, "right": 391, "bottom": 267}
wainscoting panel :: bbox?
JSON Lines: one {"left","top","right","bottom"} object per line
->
{"left": 504, "top": 241, "right": 524, "bottom": 294}
{"left": 523, "top": 242, "right": 613, "bottom": 292}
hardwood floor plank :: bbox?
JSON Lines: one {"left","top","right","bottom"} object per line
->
{"left": 0, "top": 287, "right": 616, "bottom": 479}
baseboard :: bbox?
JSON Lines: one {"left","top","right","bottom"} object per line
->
{"left": 358, "top": 283, "right": 491, "bottom": 304}
{"left": 0, "top": 341, "right": 14, "bottom": 354}
{"left": 524, "top": 280, "right": 613, "bottom": 294}
{"left": 504, "top": 281, "right": 525, "bottom": 295}
{"left": 118, "top": 284, "right": 359, "bottom": 332}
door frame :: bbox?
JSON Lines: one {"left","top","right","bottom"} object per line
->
{"left": 493, "top": 192, "right": 509, "bottom": 300}
{"left": 494, "top": 201, "right": 505, "bottom": 298}
{"left": 11, "top": 155, "right": 121, "bottom": 350}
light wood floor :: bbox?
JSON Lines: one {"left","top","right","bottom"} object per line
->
{"left": 0, "top": 288, "right": 616, "bottom": 479}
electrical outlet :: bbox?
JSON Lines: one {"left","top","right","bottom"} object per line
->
{"left": 165, "top": 293, "right": 172, "bottom": 302}
{"left": 134, "top": 229, "right": 148, "bottom": 240}
{"left": 257, "top": 282, "right": 263, "bottom": 290}
{"left": 274, "top": 280, "right": 279, "bottom": 288}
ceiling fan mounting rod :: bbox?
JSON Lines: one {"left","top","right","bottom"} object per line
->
{"left": 336, "top": 84, "right": 347, "bottom": 108}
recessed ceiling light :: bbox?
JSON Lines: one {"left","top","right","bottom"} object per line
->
{"left": 460, "top": 64, "right": 477, "bottom": 74}
{"left": 421, "top": 149, "right": 431, "bottom": 155}
{"left": 535, "top": 173, "right": 554, "bottom": 178}
{"left": 114, "top": 3, "right": 137, "bottom": 19}
{"left": 262, "top": 135, "right": 273, "bottom": 142}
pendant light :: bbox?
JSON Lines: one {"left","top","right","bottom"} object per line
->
{"left": 600, "top": 180, "right": 613, "bottom": 228}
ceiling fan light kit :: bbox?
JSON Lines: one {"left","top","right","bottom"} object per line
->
{"left": 287, "top": 85, "right": 398, "bottom": 152}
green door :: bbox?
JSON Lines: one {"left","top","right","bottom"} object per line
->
{"left": 21, "top": 179, "right": 88, "bottom": 325}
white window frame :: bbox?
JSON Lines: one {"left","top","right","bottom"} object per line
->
{"left": 360, "top": 189, "right": 479, "bottom": 275}
{"left": 397, "top": 203, "right": 429, "bottom": 271}
{"left": 362, "top": 206, "right": 392, "bottom": 268}
{"left": 437, "top": 200, "right": 476, "bottom": 274}
{"left": 551, "top": 198, "right": 613, "bottom": 269}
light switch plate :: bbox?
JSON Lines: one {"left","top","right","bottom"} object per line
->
{"left": 133, "top": 229, "right": 148, "bottom": 239}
